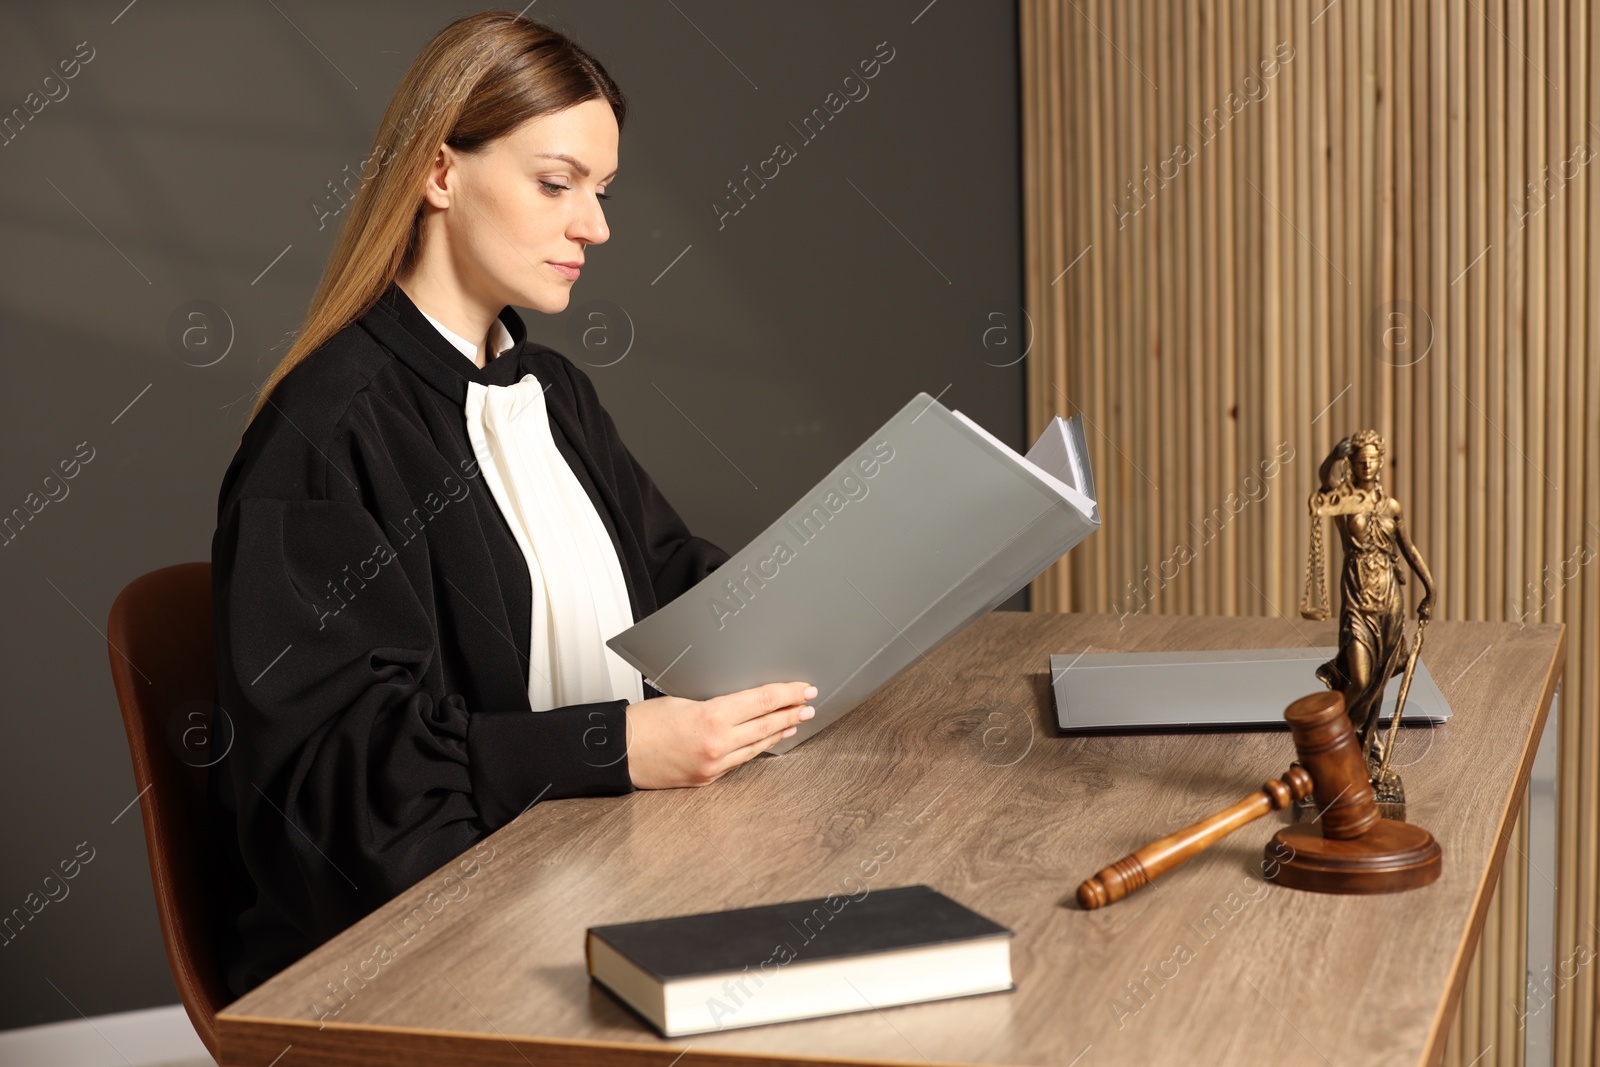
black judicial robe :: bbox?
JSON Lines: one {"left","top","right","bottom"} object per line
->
{"left": 207, "top": 281, "right": 729, "bottom": 998}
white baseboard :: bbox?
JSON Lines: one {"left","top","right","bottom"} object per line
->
{"left": 0, "top": 1003, "right": 213, "bottom": 1067}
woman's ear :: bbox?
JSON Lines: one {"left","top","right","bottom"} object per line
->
{"left": 420, "top": 144, "right": 459, "bottom": 209}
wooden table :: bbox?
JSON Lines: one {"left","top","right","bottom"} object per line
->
{"left": 217, "top": 612, "right": 1565, "bottom": 1067}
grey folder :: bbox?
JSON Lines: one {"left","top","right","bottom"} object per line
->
{"left": 1050, "top": 647, "right": 1453, "bottom": 732}
{"left": 607, "top": 392, "right": 1101, "bottom": 754}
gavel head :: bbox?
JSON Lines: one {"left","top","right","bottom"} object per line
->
{"left": 1283, "top": 691, "right": 1380, "bottom": 840}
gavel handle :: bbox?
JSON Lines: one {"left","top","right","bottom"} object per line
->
{"left": 1077, "top": 764, "right": 1315, "bottom": 909}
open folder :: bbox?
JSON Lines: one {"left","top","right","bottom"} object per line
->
{"left": 606, "top": 391, "right": 1101, "bottom": 753}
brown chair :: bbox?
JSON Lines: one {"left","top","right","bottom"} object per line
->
{"left": 107, "top": 561, "right": 229, "bottom": 1061}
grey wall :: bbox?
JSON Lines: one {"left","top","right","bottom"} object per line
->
{"left": 0, "top": 0, "right": 1024, "bottom": 1029}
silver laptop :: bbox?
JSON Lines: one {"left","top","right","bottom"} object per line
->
{"left": 1050, "top": 646, "right": 1453, "bottom": 733}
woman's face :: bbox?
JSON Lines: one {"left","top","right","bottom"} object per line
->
{"left": 426, "top": 98, "right": 618, "bottom": 315}
{"left": 1351, "top": 444, "right": 1382, "bottom": 485}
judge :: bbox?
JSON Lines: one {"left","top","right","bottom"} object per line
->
{"left": 208, "top": 11, "right": 816, "bottom": 999}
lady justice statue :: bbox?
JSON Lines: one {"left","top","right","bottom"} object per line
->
{"left": 1300, "top": 430, "right": 1435, "bottom": 816}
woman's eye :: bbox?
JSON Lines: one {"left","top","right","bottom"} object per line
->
{"left": 540, "top": 180, "right": 611, "bottom": 202}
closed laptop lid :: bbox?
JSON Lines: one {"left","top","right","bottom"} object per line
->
{"left": 1050, "top": 647, "right": 1453, "bottom": 732}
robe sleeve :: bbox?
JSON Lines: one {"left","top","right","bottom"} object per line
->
{"left": 553, "top": 354, "right": 732, "bottom": 605}
{"left": 211, "top": 491, "right": 633, "bottom": 946}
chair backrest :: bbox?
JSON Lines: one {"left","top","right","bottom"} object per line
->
{"left": 106, "top": 561, "right": 228, "bottom": 1059}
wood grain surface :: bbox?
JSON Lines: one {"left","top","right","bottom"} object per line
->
{"left": 217, "top": 612, "right": 1564, "bottom": 1067}
{"left": 1019, "top": 2, "right": 1600, "bottom": 1059}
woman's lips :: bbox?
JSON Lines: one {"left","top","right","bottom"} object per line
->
{"left": 548, "top": 262, "right": 581, "bottom": 281}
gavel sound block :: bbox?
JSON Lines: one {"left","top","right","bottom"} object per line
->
{"left": 1078, "top": 690, "right": 1442, "bottom": 909}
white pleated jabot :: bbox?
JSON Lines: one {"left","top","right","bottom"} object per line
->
{"left": 463, "top": 376, "right": 643, "bottom": 709}
{"left": 420, "top": 309, "right": 644, "bottom": 710}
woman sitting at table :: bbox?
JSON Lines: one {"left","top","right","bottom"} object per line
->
{"left": 207, "top": 11, "right": 815, "bottom": 998}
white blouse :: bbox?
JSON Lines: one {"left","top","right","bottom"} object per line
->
{"left": 419, "top": 307, "right": 645, "bottom": 711}
{"left": 418, "top": 308, "right": 515, "bottom": 367}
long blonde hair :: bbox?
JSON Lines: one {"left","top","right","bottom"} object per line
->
{"left": 245, "top": 11, "right": 626, "bottom": 428}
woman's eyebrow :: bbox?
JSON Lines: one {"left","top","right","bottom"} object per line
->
{"left": 534, "top": 152, "right": 619, "bottom": 181}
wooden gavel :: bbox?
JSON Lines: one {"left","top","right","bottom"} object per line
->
{"left": 1077, "top": 690, "right": 1441, "bottom": 909}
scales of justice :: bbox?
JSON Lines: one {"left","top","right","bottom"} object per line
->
{"left": 1077, "top": 429, "right": 1443, "bottom": 906}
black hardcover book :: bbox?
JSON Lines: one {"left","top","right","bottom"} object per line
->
{"left": 585, "top": 884, "right": 1015, "bottom": 1037}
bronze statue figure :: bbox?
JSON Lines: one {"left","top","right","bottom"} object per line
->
{"left": 1300, "top": 430, "right": 1435, "bottom": 789}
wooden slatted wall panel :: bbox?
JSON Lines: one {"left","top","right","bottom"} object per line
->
{"left": 1020, "top": 1, "right": 1598, "bottom": 1063}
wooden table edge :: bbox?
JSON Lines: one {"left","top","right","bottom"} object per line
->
{"left": 1419, "top": 623, "right": 1567, "bottom": 1067}
{"left": 212, "top": 1009, "right": 1019, "bottom": 1067}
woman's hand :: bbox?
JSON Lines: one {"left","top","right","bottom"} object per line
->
{"left": 623, "top": 681, "right": 817, "bottom": 790}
